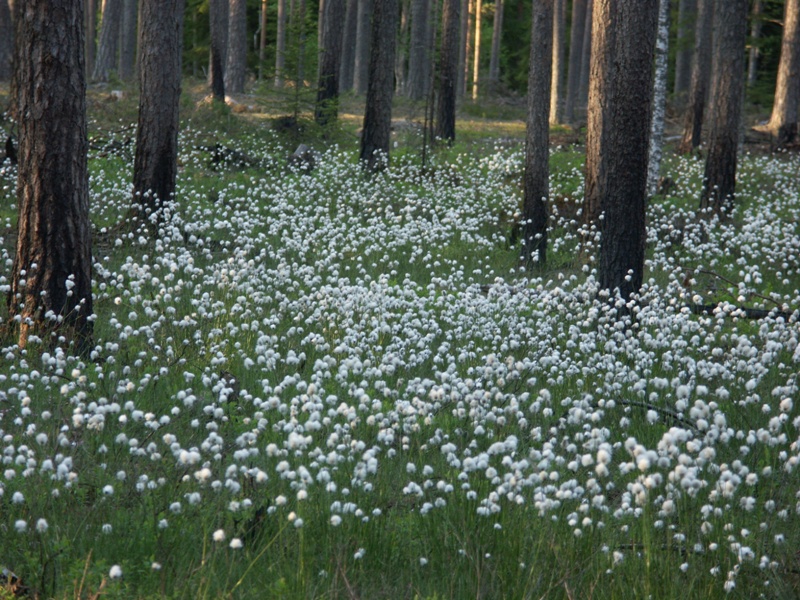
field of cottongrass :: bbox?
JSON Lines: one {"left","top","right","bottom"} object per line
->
{"left": 0, "top": 110, "right": 799, "bottom": 599}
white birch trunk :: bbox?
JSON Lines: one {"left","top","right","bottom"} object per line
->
{"left": 647, "top": 0, "right": 670, "bottom": 196}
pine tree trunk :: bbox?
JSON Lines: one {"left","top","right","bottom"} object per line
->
{"left": 459, "top": 0, "right": 473, "bottom": 97}
{"left": 226, "top": 0, "right": 247, "bottom": 93}
{"left": 316, "top": 0, "right": 345, "bottom": 124}
{"left": 673, "top": 0, "right": 695, "bottom": 103}
{"left": 10, "top": 0, "right": 93, "bottom": 352}
{"left": 353, "top": 0, "right": 374, "bottom": 94}
{"left": 339, "top": 0, "right": 358, "bottom": 91}
{"left": 117, "top": 0, "right": 137, "bottom": 81}
{"left": 259, "top": 0, "right": 267, "bottom": 79}
{"left": 523, "top": 0, "right": 553, "bottom": 268}
{"left": 576, "top": 0, "right": 592, "bottom": 120}
{"left": 563, "top": 0, "right": 586, "bottom": 124}
{"left": 0, "top": 0, "right": 12, "bottom": 80}
{"left": 471, "top": 0, "right": 481, "bottom": 98}
{"left": 93, "top": 0, "right": 123, "bottom": 81}
{"left": 86, "top": 0, "right": 97, "bottom": 76}
{"left": 360, "top": 0, "right": 398, "bottom": 169}
{"left": 585, "top": 0, "right": 658, "bottom": 300}
{"left": 274, "top": 0, "right": 286, "bottom": 86}
{"left": 407, "top": 0, "right": 431, "bottom": 99}
{"left": 647, "top": 0, "right": 670, "bottom": 197}
{"left": 677, "top": 0, "right": 713, "bottom": 154}
{"left": 396, "top": 0, "right": 410, "bottom": 94}
{"left": 766, "top": 0, "right": 800, "bottom": 147}
{"left": 747, "top": 0, "right": 762, "bottom": 87}
{"left": 699, "top": 0, "right": 747, "bottom": 216}
{"left": 548, "top": 0, "right": 565, "bottom": 123}
{"left": 210, "top": 0, "right": 228, "bottom": 98}
{"left": 488, "top": 0, "right": 502, "bottom": 86}
{"left": 435, "top": 0, "right": 460, "bottom": 141}
{"left": 133, "top": 0, "right": 184, "bottom": 219}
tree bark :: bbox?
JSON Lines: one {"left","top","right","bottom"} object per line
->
{"left": 316, "top": 0, "right": 345, "bottom": 124}
{"left": 259, "top": 0, "right": 267, "bottom": 79}
{"left": 747, "top": 0, "right": 762, "bottom": 87}
{"left": 548, "top": 0, "right": 565, "bottom": 123}
{"left": 435, "top": 0, "right": 460, "bottom": 141}
{"left": 766, "top": 0, "right": 800, "bottom": 147}
{"left": 210, "top": 0, "right": 228, "bottom": 98}
{"left": 584, "top": 0, "right": 658, "bottom": 300}
{"left": 406, "top": 0, "right": 431, "bottom": 99}
{"left": 488, "top": 0, "right": 503, "bottom": 87}
{"left": 576, "top": 0, "right": 592, "bottom": 120}
{"left": 360, "top": 0, "right": 398, "bottom": 169}
{"left": 459, "top": 0, "right": 473, "bottom": 97}
{"left": 563, "top": 0, "right": 586, "bottom": 124}
{"left": 9, "top": 0, "right": 93, "bottom": 352}
{"left": 677, "top": 0, "right": 713, "bottom": 154}
{"left": 226, "top": 0, "right": 247, "bottom": 93}
{"left": 339, "top": 0, "right": 358, "bottom": 90}
{"left": 0, "top": 0, "right": 12, "bottom": 81}
{"left": 471, "top": 0, "right": 481, "bottom": 99}
{"left": 647, "top": 0, "right": 670, "bottom": 197}
{"left": 395, "top": 0, "right": 410, "bottom": 93}
{"left": 274, "top": 0, "right": 286, "bottom": 86}
{"left": 353, "top": 0, "right": 374, "bottom": 94}
{"left": 92, "top": 0, "right": 123, "bottom": 81}
{"left": 117, "top": 0, "right": 137, "bottom": 81}
{"left": 699, "top": 0, "right": 747, "bottom": 216}
{"left": 522, "top": 0, "right": 553, "bottom": 268}
{"left": 673, "top": 0, "right": 695, "bottom": 103}
{"left": 132, "top": 0, "right": 184, "bottom": 221}
{"left": 85, "top": 0, "right": 97, "bottom": 77}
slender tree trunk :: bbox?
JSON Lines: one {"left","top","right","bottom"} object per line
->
{"left": 548, "top": 0, "right": 565, "bottom": 123}
{"left": 339, "top": 0, "right": 358, "bottom": 90}
{"left": 435, "top": 0, "right": 460, "bottom": 141}
{"left": 132, "top": 0, "right": 184, "bottom": 220}
{"left": 210, "top": 0, "right": 228, "bottom": 98}
{"left": 673, "top": 0, "right": 695, "bottom": 103}
{"left": 576, "top": 0, "right": 592, "bottom": 120}
{"left": 360, "top": 0, "right": 398, "bottom": 169}
{"left": 585, "top": 0, "right": 658, "bottom": 299}
{"left": 523, "top": 0, "right": 553, "bottom": 268}
{"left": 407, "top": 0, "right": 431, "bottom": 98}
{"left": 10, "top": 0, "right": 93, "bottom": 352}
{"left": 85, "top": 0, "right": 97, "bottom": 77}
{"left": 293, "top": 0, "right": 307, "bottom": 86}
{"left": 678, "top": 0, "right": 713, "bottom": 154}
{"left": 93, "top": 0, "right": 123, "bottom": 81}
{"left": 275, "top": 0, "right": 286, "bottom": 86}
{"left": 699, "top": 0, "right": 747, "bottom": 216}
{"left": 647, "top": 0, "right": 670, "bottom": 197}
{"left": 471, "top": 0, "right": 481, "bottom": 98}
{"left": 459, "top": 0, "right": 473, "bottom": 97}
{"left": 563, "top": 0, "right": 586, "bottom": 124}
{"left": 117, "top": 0, "right": 137, "bottom": 81}
{"left": 0, "top": 0, "right": 12, "bottom": 81}
{"left": 226, "top": 0, "right": 247, "bottom": 93}
{"left": 316, "top": 0, "right": 345, "bottom": 124}
{"left": 259, "top": 0, "right": 267, "bottom": 79}
{"left": 488, "top": 0, "right": 503, "bottom": 87}
{"left": 747, "top": 0, "right": 762, "bottom": 87}
{"left": 396, "top": 0, "right": 410, "bottom": 93}
{"left": 353, "top": 0, "right": 374, "bottom": 93}
{"left": 766, "top": 0, "right": 800, "bottom": 147}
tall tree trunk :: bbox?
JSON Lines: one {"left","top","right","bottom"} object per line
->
{"left": 673, "top": 0, "right": 695, "bottom": 103}
{"left": 396, "top": 0, "right": 410, "bottom": 93}
{"left": 563, "top": 0, "right": 586, "bottom": 124}
{"left": 7, "top": 0, "right": 20, "bottom": 119}
{"left": 316, "top": 0, "right": 345, "bottom": 124}
{"left": 488, "top": 0, "right": 503, "bottom": 87}
{"left": 435, "top": 0, "right": 460, "bottom": 141}
{"left": 471, "top": 0, "right": 481, "bottom": 98}
{"left": 132, "top": 0, "right": 184, "bottom": 220}
{"left": 360, "top": 0, "right": 398, "bottom": 169}
{"left": 0, "top": 0, "right": 12, "bottom": 81}
{"left": 353, "top": 0, "right": 374, "bottom": 93}
{"left": 699, "top": 0, "right": 747, "bottom": 216}
{"left": 766, "top": 0, "right": 800, "bottom": 147}
{"left": 10, "top": 0, "right": 93, "bottom": 352}
{"left": 117, "top": 0, "right": 137, "bottom": 81}
{"left": 226, "top": 0, "right": 247, "bottom": 93}
{"left": 548, "top": 0, "right": 565, "bottom": 123}
{"left": 259, "top": 0, "right": 268, "bottom": 79}
{"left": 576, "top": 0, "right": 592, "bottom": 120}
{"left": 747, "top": 0, "right": 762, "bottom": 87}
{"left": 407, "top": 0, "right": 431, "bottom": 99}
{"left": 274, "top": 0, "right": 286, "bottom": 86}
{"left": 523, "top": 0, "right": 553, "bottom": 268}
{"left": 93, "top": 0, "right": 123, "bottom": 81}
{"left": 459, "top": 0, "right": 473, "bottom": 97}
{"left": 85, "top": 0, "right": 97, "bottom": 77}
{"left": 210, "top": 0, "right": 228, "bottom": 98}
{"left": 292, "top": 0, "right": 307, "bottom": 86}
{"left": 647, "top": 0, "right": 670, "bottom": 197}
{"left": 677, "top": 0, "right": 713, "bottom": 154}
{"left": 585, "top": 0, "right": 658, "bottom": 299}
{"left": 339, "top": 0, "right": 358, "bottom": 90}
